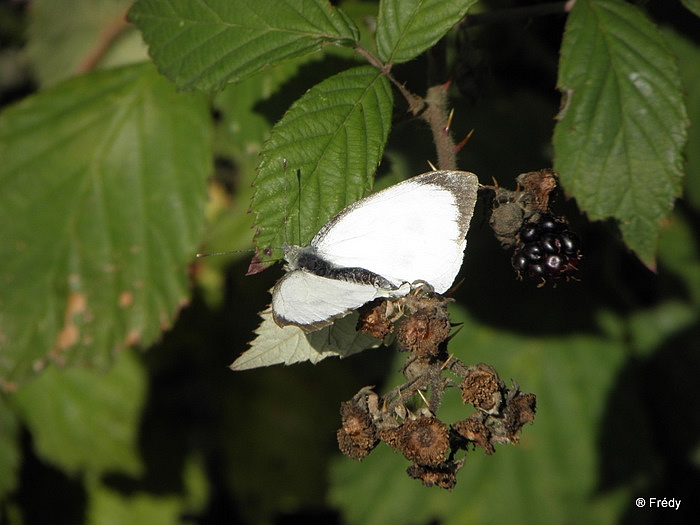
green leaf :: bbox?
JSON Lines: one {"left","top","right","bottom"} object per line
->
{"left": 0, "top": 63, "right": 211, "bottom": 387}
{"left": 88, "top": 486, "right": 184, "bottom": 525}
{"left": 0, "top": 395, "right": 20, "bottom": 498}
{"left": 26, "top": 0, "right": 147, "bottom": 87}
{"left": 11, "top": 349, "right": 146, "bottom": 476}
{"left": 201, "top": 54, "right": 324, "bottom": 260}
{"left": 86, "top": 455, "right": 208, "bottom": 524}
{"left": 680, "top": 0, "right": 700, "bottom": 18}
{"left": 375, "top": 0, "right": 477, "bottom": 64}
{"left": 330, "top": 307, "right": 629, "bottom": 525}
{"left": 658, "top": 212, "right": 700, "bottom": 306}
{"left": 251, "top": 65, "right": 393, "bottom": 259}
{"left": 660, "top": 28, "right": 700, "bottom": 210}
{"left": 553, "top": 0, "right": 688, "bottom": 267}
{"left": 627, "top": 299, "right": 696, "bottom": 357}
{"left": 128, "top": 0, "right": 360, "bottom": 91}
{"left": 232, "top": 310, "right": 380, "bottom": 370}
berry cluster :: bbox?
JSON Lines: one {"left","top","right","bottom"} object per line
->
{"left": 512, "top": 214, "right": 582, "bottom": 282}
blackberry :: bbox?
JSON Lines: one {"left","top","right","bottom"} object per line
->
{"left": 519, "top": 222, "right": 540, "bottom": 244}
{"left": 512, "top": 214, "right": 582, "bottom": 282}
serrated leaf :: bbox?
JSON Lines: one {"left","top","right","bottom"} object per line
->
{"left": 0, "top": 63, "right": 211, "bottom": 387}
{"left": 128, "top": 0, "right": 360, "bottom": 91}
{"left": 232, "top": 309, "right": 380, "bottom": 370}
{"left": 26, "top": 0, "right": 147, "bottom": 87}
{"left": 330, "top": 306, "right": 629, "bottom": 525}
{"left": 201, "top": 54, "right": 323, "bottom": 261}
{"left": 660, "top": 28, "right": 700, "bottom": 210}
{"left": 11, "top": 349, "right": 146, "bottom": 476}
{"left": 375, "top": 0, "right": 477, "bottom": 64}
{"left": 553, "top": 0, "right": 688, "bottom": 267}
{"left": 251, "top": 65, "right": 393, "bottom": 260}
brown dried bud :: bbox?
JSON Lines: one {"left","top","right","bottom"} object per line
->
{"left": 502, "top": 392, "right": 537, "bottom": 439}
{"left": 459, "top": 364, "right": 503, "bottom": 414}
{"left": 489, "top": 201, "right": 525, "bottom": 248}
{"left": 377, "top": 425, "right": 402, "bottom": 450}
{"left": 406, "top": 459, "right": 462, "bottom": 489}
{"left": 396, "top": 416, "right": 450, "bottom": 467}
{"left": 397, "top": 309, "right": 450, "bottom": 357}
{"left": 451, "top": 414, "right": 495, "bottom": 455}
{"left": 337, "top": 401, "right": 378, "bottom": 460}
{"left": 357, "top": 299, "right": 394, "bottom": 339}
{"left": 516, "top": 168, "right": 558, "bottom": 213}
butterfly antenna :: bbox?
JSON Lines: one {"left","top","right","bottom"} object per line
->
{"left": 196, "top": 250, "right": 247, "bottom": 258}
{"left": 282, "top": 158, "right": 289, "bottom": 245}
{"left": 295, "top": 168, "right": 302, "bottom": 244}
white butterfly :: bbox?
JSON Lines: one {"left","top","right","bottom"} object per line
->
{"left": 271, "top": 170, "right": 479, "bottom": 332}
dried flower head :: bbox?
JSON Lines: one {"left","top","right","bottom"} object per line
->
{"left": 406, "top": 459, "right": 463, "bottom": 489}
{"left": 451, "top": 414, "right": 495, "bottom": 455}
{"left": 503, "top": 392, "right": 537, "bottom": 440}
{"left": 337, "top": 401, "right": 378, "bottom": 460}
{"left": 397, "top": 309, "right": 450, "bottom": 357}
{"left": 460, "top": 364, "right": 504, "bottom": 414}
{"left": 356, "top": 299, "right": 394, "bottom": 339}
{"left": 396, "top": 416, "right": 450, "bottom": 467}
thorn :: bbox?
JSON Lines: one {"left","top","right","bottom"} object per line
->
{"left": 454, "top": 129, "right": 474, "bottom": 153}
{"left": 427, "top": 160, "right": 438, "bottom": 171}
{"left": 439, "top": 354, "right": 454, "bottom": 371}
{"left": 444, "top": 108, "right": 455, "bottom": 135}
{"left": 417, "top": 389, "right": 429, "bottom": 406}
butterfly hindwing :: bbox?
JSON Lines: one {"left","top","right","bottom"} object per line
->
{"left": 272, "top": 271, "right": 408, "bottom": 331}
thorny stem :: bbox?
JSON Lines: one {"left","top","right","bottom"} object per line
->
{"left": 424, "top": 84, "right": 457, "bottom": 171}
{"left": 382, "top": 374, "right": 430, "bottom": 414}
{"left": 355, "top": 43, "right": 457, "bottom": 170}
{"left": 357, "top": 0, "right": 575, "bottom": 171}
{"left": 426, "top": 365, "right": 449, "bottom": 414}
{"left": 355, "top": 44, "right": 425, "bottom": 115}
{"left": 379, "top": 353, "right": 458, "bottom": 416}
{"left": 443, "top": 356, "right": 471, "bottom": 378}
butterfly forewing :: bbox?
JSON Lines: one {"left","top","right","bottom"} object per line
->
{"left": 311, "top": 171, "right": 478, "bottom": 293}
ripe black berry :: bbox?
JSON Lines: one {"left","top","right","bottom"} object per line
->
{"left": 520, "top": 223, "right": 540, "bottom": 243}
{"left": 511, "top": 214, "right": 582, "bottom": 282}
{"left": 559, "top": 231, "right": 580, "bottom": 255}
